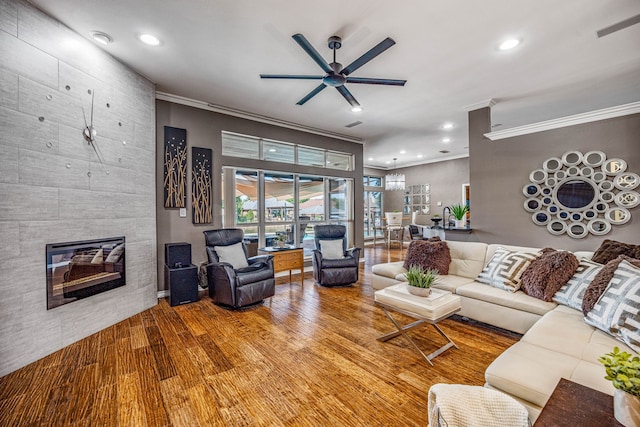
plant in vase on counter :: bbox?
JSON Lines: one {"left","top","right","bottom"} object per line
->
{"left": 275, "top": 233, "right": 287, "bottom": 248}
{"left": 405, "top": 265, "right": 439, "bottom": 297}
{"left": 599, "top": 346, "right": 640, "bottom": 426}
{"left": 450, "top": 203, "right": 469, "bottom": 228}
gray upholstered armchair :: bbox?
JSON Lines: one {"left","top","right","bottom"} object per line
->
{"left": 312, "top": 224, "right": 361, "bottom": 287}
{"left": 203, "top": 228, "right": 275, "bottom": 309}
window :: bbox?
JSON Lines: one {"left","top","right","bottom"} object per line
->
{"left": 222, "top": 131, "right": 354, "bottom": 171}
{"left": 364, "top": 175, "right": 382, "bottom": 187}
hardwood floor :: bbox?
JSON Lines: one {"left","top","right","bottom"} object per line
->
{"left": 0, "top": 245, "right": 520, "bottom": 426}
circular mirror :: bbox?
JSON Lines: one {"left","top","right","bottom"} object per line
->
{"left": 547, "top": 205, "right": 559, "bottom": 214}
{"left": 600, "top": 192, "right": 615, "bottom": 202}
{"left": 603, "top": 158, "right": 627, "bottom": 176}
{"left": 580, "top": 167, "right": 593, "bottom": 177}
{"left": 530, "top": 169, "right": 547, "bottom": 183}
{"left": 605, "top": 207, "right": 631, "bottom": 225}
{"left": 547, "top": 220, "right": 566, "bottom": 235}
{"left": 546, "top": 178, "right": 557, "bottom": 187}
{"left": 594, "top": 202, "right": 608, "bottom": 213}
{"left": 567, "top": 222, "right": 588, "bottom": 239}
{"left": 543, "top": 157, "right": 562, "bottom": 172}
{"left": 583, "top": 151, "right": 606, "bottom": 167}
{"left": 533, "top": 212, "right": 549, "bottom": 225}
{"left": 587, "top": 219, "right": 611, "bottom": 236}
{"left": 522, "top": 184, "right": 540, "bottom": 197}
{"left": 542, "top": 187, "right": 552, "bottom": 195}
{"left": 567, "top": 166, "right": 580, "bottom": 176}
{"left": 583, "top": 209, "right": 597, "bottom": 219}
{"left": 599, "top": 181, "right": 614, "bottom": 191}
{"left": 571, "top": 212, "right": 583, "bottom": 221}
{"left": 615, "top": 191, "right": 640, "bottom": 208}
{"left": 524, "top": 198, "right": 540, "bottom": 212}
{"left": 554, "top": 179, "right": 597, "bottom": 210}
{"left": 542, "top": 197, "right": 553, "bottom": 206}
{"left": 592, "top": 171, "right": 606, "bottom": 182}
{"left": 558, "top": 210, "right": 570, "bottom": 219}
{"left": 562, "top": 151, "right": 583, "bottom": 166}
{"left": 555, "top": 170, "right": 567, "bottom": 180}
{"left": 614, "top": 173, "right": 639, "bottom": 190}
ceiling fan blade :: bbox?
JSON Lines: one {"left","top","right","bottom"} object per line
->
{"left": 336, "top": 85, "right": 360, "bottom": 109}
{"left": 260, "top": 74, "right": 323, "bottom": 80}
{"left": 292, "top": 34, "right": 333, "bottom": 74}
{"left": 346, "top": 77, "right": 406, "bottom": 86}
{"left": 342, "top": 37, "right": 396, "bottom": 76}
{"left": 297, "top": 83, "right": 327, "bottom": 105}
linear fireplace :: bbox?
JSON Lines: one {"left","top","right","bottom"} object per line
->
{"left": 46, "top": 236, "right": 126, "bottom": 310}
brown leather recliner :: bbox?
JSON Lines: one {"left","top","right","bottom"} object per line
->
{"left": 312, "top": 224, "right": 361, "bottom": 287}
{"left": 203, "top": 229, "right": 275, "bottom": 309}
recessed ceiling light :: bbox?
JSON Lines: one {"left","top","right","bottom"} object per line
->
{"left": 91, "top": 31, "right": 112, "bottom": 45}
{"left": 368, "top": 157, "right": 374, "bottom": 161}
{"left": 499, "top": 38, "right": 520, "bottom": 51}
{"left": 351, "top": 106, "right": 362, "bottom": 112}
{"left": 399, "top": 150, "right": 406, "bottom": 154}
{"left": 442, "top": 122, "right": 454, "bottom": 130}
{"left": 385, "top": 161, "right": 391, "bottom": 165}
{"left": 139, "top": 34, "right": 160, "bottom": 46}
{"left": 442, "top": 137, "right": 451, "bottom": 143}
{"left": 417, "top": 154, "right": 423, "bottom": 158}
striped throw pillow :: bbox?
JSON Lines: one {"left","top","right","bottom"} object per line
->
{"left": 553, "top": 258, "right": 603, "bottom": 310}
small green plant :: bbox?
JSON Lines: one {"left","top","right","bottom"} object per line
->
{"left": 405, "top": 265, "right": 439, "bottom": 288}
{"left": 598, "top": 347, "right": 640, "bottom": 397}
{"left": 450, "top": 203, "right": 469, "bottom": 220}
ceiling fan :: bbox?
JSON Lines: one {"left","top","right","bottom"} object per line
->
{"left": 260, "top": 34, "right": 406, "bottom": 111}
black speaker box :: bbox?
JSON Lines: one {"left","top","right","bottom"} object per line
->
{"left": 165, "top": 264, "right": 198, "bottom": 307}
{"left": 165, "top": 242, "right": 191, "bottom": 268}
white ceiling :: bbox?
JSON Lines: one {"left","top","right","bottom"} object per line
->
{"left": 29, "top": 0, "right": 640, "bottom": 169}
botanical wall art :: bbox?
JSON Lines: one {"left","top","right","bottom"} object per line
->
{"left": 163, "top": 126, "right": 187, "bottom": 208}
{"left": 192, "top": 147, "right": 213, "bottom": 224}
{"left": 523, "top": 150, "right": 639, "bottom": 238}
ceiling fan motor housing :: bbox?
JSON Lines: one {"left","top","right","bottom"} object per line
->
{"left": 328, "top": 35, "right": 342, "bottom": 50}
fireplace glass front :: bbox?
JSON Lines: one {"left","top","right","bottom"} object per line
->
{"left": 46, "top": 236, "right": 126, "bottom": 310}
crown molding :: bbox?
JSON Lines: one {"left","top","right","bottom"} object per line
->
{"left": 485, "top": 101, "right": 640, "bottom": 141}
{"left": 156, "top": 91, "right": 364, "bottom": 144}
{"left": 463, "top": 98, "right": 497, "bottom": 112}
{"left": 364, "top": 153, "right": 469, "bottom": 170}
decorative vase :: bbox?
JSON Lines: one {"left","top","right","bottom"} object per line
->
{"left": 454, "top": 219, "right": 466, "bottom": 228}
{"left": 614, "top": 389, "right": 640, "bottom": 427}
{"left": 406, "top": 284, "right": 432, "bottom": 297}
{"left": 277, "top": 240, "right": 285, "bottom": 248}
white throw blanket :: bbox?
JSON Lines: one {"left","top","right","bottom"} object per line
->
{"left": 428, "top": 384, "right": 530, "bottom": 427}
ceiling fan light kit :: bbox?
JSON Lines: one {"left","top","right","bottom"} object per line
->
{"left": 260, "top": 33, "right": 406, "bottom": 110}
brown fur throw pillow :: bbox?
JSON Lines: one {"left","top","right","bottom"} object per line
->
{"left": 403, "top": 239, "right": 451, "bottom": 274}
{"left": 582, "top": 255, "right": 640, "bottom": 315}
{"left": 520, "top": 248, "right": 579, "bottom": 302}
{"left": 592, "top": 239, "right": 640, "bottom": 265}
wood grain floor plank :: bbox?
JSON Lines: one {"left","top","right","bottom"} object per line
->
{"left": 0, "top": 246, "right": 520, "bottom": 426}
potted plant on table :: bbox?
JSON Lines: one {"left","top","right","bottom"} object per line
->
{"left": 598, "top": 346, "right": 640, "bottom": 426}
{"left": 275, "top": 233, "right": 287, "bottom": 248}
{"left": 450, "top": 203, "right": 469, "bottom": 228}
{"left": 405, "top": 265, "right": 439, "bottom": 297}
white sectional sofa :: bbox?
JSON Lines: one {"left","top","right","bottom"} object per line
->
{"left": 370, "top": 240, "right": 638, "bottom": 421}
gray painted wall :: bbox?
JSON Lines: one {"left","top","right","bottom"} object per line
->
{"left": 368, "top": 158, "right": 470, "bottom": 215}
{"left": 0, "top": 0, "right": 157, "bottom": 376}
{"left": 469, "top": 107, "right": 640, "bottom": 251}
{"left": 156, "top": 100, "right": 364, "bottom": 291}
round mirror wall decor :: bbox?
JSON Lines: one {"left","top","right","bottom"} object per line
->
{"left": 524, "top": 150, "right": 639, "bottom": 238}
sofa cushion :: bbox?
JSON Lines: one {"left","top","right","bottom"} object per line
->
{"left": 592, "top": 239, "right": 640, "bottom": 264}
{"left": 582, "top": 255, "right": 640, "bottom": 315}
{"left": 372, "top": 261, "right": 405, "bottom": 279}
{"left": 520, "top": 249, "right": 579, "bottom": 302}
{"left": 446, "top": 241, "right": 488, "bottom": 279}
{"left": 585, "top": 260, "right": 640, "bottom": 353}
{"left": 456, "top": 282, "right": 556, "bottom": 315}
{"left": 476, "top": 247, "right": 538, "bottom": 292}
{"left": 553, "top": 258, "right": 603, "bottom": 311}
{"left": 403, "top": 240, "right": 451, "bottom": 274}
{"left": 432, "top": 275, "right": 477, "bottom": 293}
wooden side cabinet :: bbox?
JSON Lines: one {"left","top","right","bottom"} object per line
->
{"left": 259, "top": 247, "right": 304, "bottom": 284}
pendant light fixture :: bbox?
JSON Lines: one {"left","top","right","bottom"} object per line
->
{"left": 385, "top": 158, "right": 405, "bottom": 191}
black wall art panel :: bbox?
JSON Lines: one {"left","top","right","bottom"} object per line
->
{"left": 192, "top": 147, "right": 213, "bottom": 224}
{"left": 163, "top": 126, "right": 187, "bottom": 208}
